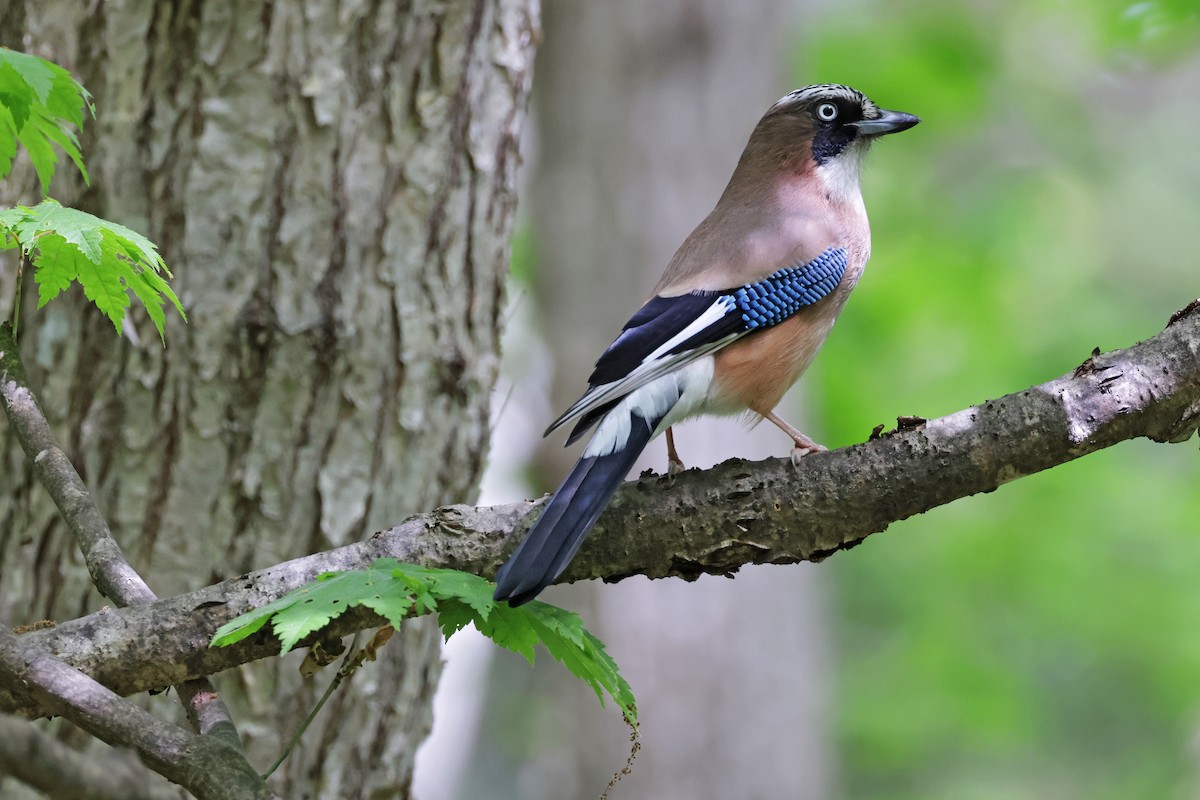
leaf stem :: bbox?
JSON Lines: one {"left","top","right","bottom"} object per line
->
{"left": 11, "top": 253, "right": 23, "bottom": 336}
{"left": 261, "top": 632, "right": 363, "bottom": 780}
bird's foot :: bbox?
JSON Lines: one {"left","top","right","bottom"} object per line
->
{"left": 789, "top": 440, "right": 828, "bottom": 469}
{"left": 760, "top": 410, "right": 826, "bottom": 469}
{"left": 665, "top": 426, "right": 686, "bottom": 478}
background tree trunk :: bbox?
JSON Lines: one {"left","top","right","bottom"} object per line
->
{"left": 0, "top": 1, "right": 537, "bottom": 797}
{"left": 451, "top": 1, "right": 839, "bottom": 798}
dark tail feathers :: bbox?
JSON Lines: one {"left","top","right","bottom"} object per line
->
{"left": 493, "top": 412, "right": 661, "bottom": 606}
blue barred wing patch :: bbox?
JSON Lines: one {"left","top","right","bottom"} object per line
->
{"left": 664, "top": 247, "right": 848, "bottom": 357}
{"left": 733, "top": 248, "right": 847, "bottom": 330}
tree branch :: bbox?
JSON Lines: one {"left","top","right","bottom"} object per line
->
{"left": 0, "top": 713, "right": 178, "bottom": 800}
{"left": 0, "top": 323, "right": 157, "bottom": 606}
{"left": 2, "top": 302, "right": 1198, "bottom": 719}
{"left": 0, "top": 626, "right": 276, "bottom": 799}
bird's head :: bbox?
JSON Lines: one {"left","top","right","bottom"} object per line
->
{"left": 736, "top": 84, "right": 919, "bottom": 204}
{"left": 770, "top": 84, "right": 920, "bottom": 162}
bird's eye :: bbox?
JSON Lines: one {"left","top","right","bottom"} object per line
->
{"left": 816, "top": 102, "right": 838, "bottom": 122}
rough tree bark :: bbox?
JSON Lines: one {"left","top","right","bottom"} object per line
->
{"left": 0, "top": 1, "right": 537, "bottom": 797}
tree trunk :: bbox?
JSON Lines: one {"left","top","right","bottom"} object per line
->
{"left": 0, "top": 1, "right": 536, "bottom": 797}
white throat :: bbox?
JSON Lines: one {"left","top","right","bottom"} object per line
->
{"left": 814, "top": 144, "right": 868, "bottom": 207}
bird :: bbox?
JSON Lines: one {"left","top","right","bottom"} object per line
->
{"left": 493, "top": 84, "right": 919, "bottom": 606}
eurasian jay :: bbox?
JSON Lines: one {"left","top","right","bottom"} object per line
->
{"left": 494, "top": 84, "right": 919, "bottom": 605}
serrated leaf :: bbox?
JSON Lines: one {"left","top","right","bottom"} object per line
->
{"left": 212, "top": 562, "right": 425, "bottom": 655}
{"left": 354, "top": 573, "right": 423, "bottom": 628}
{"left": 424, "top": 568, "right": 495, "bottom": 623}
{"left": 395, "top": 573, "right": 439, "bottom": 617}
{"left": 434, "top": 598, "right": 477, "bottom": 639}
{"left": 44, "top": 65, "right": 90, "bottom": 128}
{"left": 72, "top": 244, "right": 130, "bottom": 330}
{"left": 527, "top": 606, "right": 636, "bottom": 720}
{"left": 212, "top": 583, "right": 334, "bottom": 654}
{"left": 28, "top": 109, "right": 87, "bottom": 185}
{"left": 480, "top": 603, "right": 543, "bottom": 663}
{"left": 209, "top": 611, "right": 272, "bottom": 647}
{"left": 271, "top": 595, "right": 344, "bottom": 654}
{"left": 16, "top": 200, "right": 104, "bottom": 262}
{"left": 210, "top": 588, "right": 313, "bottom": 647}
{"left": 91, "top": 214, "right": 168, "bottom": 271}
{"left": 31, "top": 235, "right": 84, "bottom": 307}
{"left": 526, "top": 603, "right": 588, "bottom": 647}
{"left": 0, "top": 48, "right": 57, "bottom": 104}
{"left": 0, "top": 206, "right": 22, "bottom": 250}
{"left": 0, "top": 86, "right": 30, "bottom": 133}
{"left": 115, "top": 258, "right": 166, "bottom": 337}
{"left": 0, "top": 105, "right": 17, "bottom": 181}
{"left": 209, "top": 561, "right": 639, "bottom": 727}
{"left": 4, "top": 199, "right": 186, "bottom": 341}
{"left": 15, "top": 114, "right": 56, "bottom": 192}
{"left": 0, "top": 48, "right": 92, "bottom": 190}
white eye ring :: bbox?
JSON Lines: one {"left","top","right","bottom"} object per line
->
{"left": 816, "top": 102, "right": 838, "bottom": 122}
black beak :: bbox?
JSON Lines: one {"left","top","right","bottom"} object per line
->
{"left": 850, "top": 108, "right": 921, "bottom": 136}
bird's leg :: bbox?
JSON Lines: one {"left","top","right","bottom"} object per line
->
{"left": 762, "top": 410, "right": 827, "bottom": 466}
{"left": 665, "top": 426, "right": 686, "bottom": 476}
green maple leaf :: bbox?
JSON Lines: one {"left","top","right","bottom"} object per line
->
{"left": 270, "top": 590, "right": 352, "bottom": 654}
{"left": 471, "top": 601, "right": 542, "bottom": 663}
{"left": 0, "top": 199, "right": 186, "bottom": 341}
{"left": 423, "top": 567, "right": 496, "bottom": 621}
{"left": 433, "top": 599, "right": 477, "bottom": 638}
{"left": 0, "top": 206, "right": 23, "bottom": 249}
{"left": 526, "top": 605, "right": 636, "bottom": 714}
{"left": 208, "top": 590, "right": 299, "bottom": 647}
{"left": 212, "top": 564, "right": 426, "bottom": 654}
{"left": 0, "top": 47, "right": 92, "bottom": 192}
{"left": 211, "top": 560, "right": 639, "bottom": 728}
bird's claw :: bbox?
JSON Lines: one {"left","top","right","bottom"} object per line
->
{"left": 790, "top": 442, "right": 828, "bottom": 469}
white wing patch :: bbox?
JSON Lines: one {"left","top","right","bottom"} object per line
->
{"left": 583, "top": 359, "right": 716, "bottom": 458}
{"left": 549, "top": 295, "right": 737, "bottom": 434}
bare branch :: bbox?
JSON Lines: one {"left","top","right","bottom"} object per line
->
{"left": 0, "top": 714, "right": 178, "bottom": 800}
{"left": 0, "top": 323, "right": 156, "bottom": 606}
{"left": 2, "top": 303, "right": 1198, "bottom": 718}
{"left": 0, "top": 626, "right": 276, "bottom": 799}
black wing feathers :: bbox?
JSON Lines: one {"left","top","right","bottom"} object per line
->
{"left": 587, "top": 292, "right": 720, "bottom": 385}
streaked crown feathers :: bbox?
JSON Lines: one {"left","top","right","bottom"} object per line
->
{"left": 771, "top": 84, "right": 882, "bottom": 120}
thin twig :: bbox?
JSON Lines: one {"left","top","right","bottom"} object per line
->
{"left": 262, "top": 631, "right": 365, "bottom": 779}
{"left": 0, "top": 322, "right": 155, "bottom": 604}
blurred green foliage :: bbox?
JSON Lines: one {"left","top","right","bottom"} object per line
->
{"left": 799, "top": 1, "right": 1200, "bottom": 797}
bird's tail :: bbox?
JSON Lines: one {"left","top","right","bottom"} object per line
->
{"left": 493, "top": 410, "right": 664, "bottom": 606}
